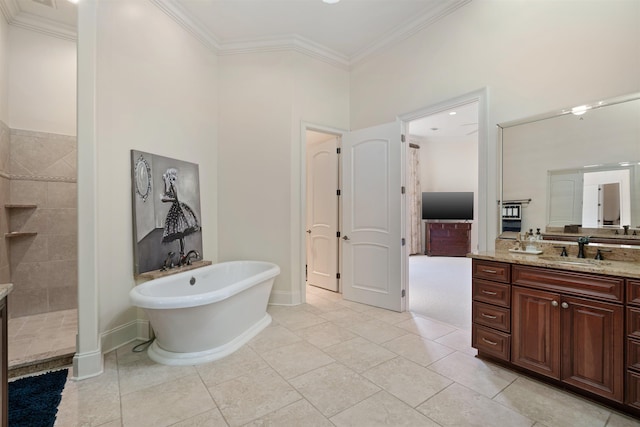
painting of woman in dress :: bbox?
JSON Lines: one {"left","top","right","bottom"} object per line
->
{"left": 161, "top": 167, "right": 200, "bottom": 259}
{"left": 131, "top": 150, "right": 203, "bottom": 275}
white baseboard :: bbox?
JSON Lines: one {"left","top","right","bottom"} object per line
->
{"left": 101, "top": 319, "right": 150, "bottom": 354}
{"left": 268, "top": 289, "right": 301, "bottom": 306}
{"left": 72, "top": 348, "right": 103, "bottom": 380}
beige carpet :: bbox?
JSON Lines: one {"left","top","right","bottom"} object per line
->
{"left": 408, "top": 255, "right": 471, "bottom": 330}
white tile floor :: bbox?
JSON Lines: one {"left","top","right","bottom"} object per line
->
{"left": 53, "top": 285, "right": 640, "bottom": 427}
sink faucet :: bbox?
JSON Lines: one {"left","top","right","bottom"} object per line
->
{"left": 577, "top": 236, "right": 589, "bottom": 258}
{"left": 181, "top": 250, "right": 200, "bottom": 266}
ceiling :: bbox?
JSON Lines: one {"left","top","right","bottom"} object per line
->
{"left": 2, "top": 0, "right": 470, "bottom": 65}
{"left": 409, "top": 101, "right": 478, "bottom": 139}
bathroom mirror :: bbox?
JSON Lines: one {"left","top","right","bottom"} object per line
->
{"left": 499, "top": 92, "right": 640, "bottom": 240}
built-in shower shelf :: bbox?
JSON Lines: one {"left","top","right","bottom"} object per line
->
{"left": 4, "top": 232, "right": 37, "bottom": 238}
{"left": 4, "top": 204, "right": 37, "bottom": 209}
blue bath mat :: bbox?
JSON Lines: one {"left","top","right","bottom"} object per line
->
{"left": 9, "top": 369, "right": 68, "bottom": 427}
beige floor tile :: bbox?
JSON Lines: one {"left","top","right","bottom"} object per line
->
{"left": 121, "top": 374, "right": 216, "bottom": 427}
{"left": 266, "top": 308, "right": 327, "bottom": 331}
{"left": 337, "top": 298, "right": 376, "bottom": 312}
{"left": 346, "top": 318, "right": 409, "bottom": 344}
{"left": 209, "top": 367, "right": 301, "bottom": 426}
{"left": 304, "top": 294, "right": 345, "bottom": 313}
{"left": 261, "top": 341, "right": 334, "bottom": 379}
{"left": 396, "top": 315, "right": 457, "bottom": 340}
{"left": 606, "top": 412, "right": 640, "bottom": 426}
{"left": 244, "top": 399, "right": 334, "bottom": 427}
{"left": 196, "top": 345, "right": 269, "bottom": 387}
{"left": 382, "top": 333, "right": 455, "bottom": 367}
{"left": 428, "top": 351, "right": 518, "bottom": 398}
{"left": 289, "top": 362, "right": 380, "bottom": 417}
{"left": 365, "top": 306, "right": 414, "bottom": 324}
{"left": 295, "top": 321, "right": 358, "bottom": 349}
{"left": 247, "top": 324, "right": 303, "bottom": 354}
{"left": 494, "top": 376, "right": 612, "bottom": 427}
{"left": 55, "top": 367, "right": 121, "bottom": 427}
{"left": 318, "top": 308, "right": 373, "bottom": 325}
{"left": 324, "top": 336, "right": 396, "bottom": 373}
{"left": 434, "top": 328, "right": 477, "bottom": 356}
{"left": 417, "top": 383, "right": 534, "bottom": 427}
{"left": 171, "top": 408, "right": 229, "bottom": 426}
{"left": 117, "top": 352, "right": 198, "bottom": 395}
{"left": 362, "top": 356, "right": 452, "bottom": 407}
{"left": 330, "top": 390, "right": 440, "bottom": 426}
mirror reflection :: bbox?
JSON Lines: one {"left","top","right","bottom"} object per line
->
{"left": 500, "top": 93, "right": 640, "bottom": 238}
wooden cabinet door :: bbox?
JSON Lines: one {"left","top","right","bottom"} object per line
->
{"left": 512, "top": 286, "right": 561, "bottom": 379}
{"left": 561, "top": 295, "right": 624, "bottom": 402}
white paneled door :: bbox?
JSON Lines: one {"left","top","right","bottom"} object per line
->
{"left": 306, "top": 136, "right": 339, "bottom": 292}
{"left": 341, "top": 121, "right": 405, "bottom": 312}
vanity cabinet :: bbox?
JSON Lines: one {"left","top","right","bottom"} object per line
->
{"left": 511, "top": 265, "right": 624, "bottom": 402}
{"left": 472, "top": 259, "right": 626, "bottom": 407}
{"left": 471, "top": 260, "right": 511, "bottom": 361}
{"left": 626, "top": 280, "right": 640, "bottom": 409}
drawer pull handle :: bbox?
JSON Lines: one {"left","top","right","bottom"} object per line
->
{"left": 481, "top": 337, "right": 498, "bottom": 346}
{"left": 481, "top": 290, "right": 497, "bottom": 296}
{"left": 551, "top": 300, "right": 558, "bottom": 307}
{"left": 481, "top": 313, "right": 497, "bottom": 319}
{"left": 481, "top": 269, "right": 498, "bottom": 274}
{"left": 561, "top": 302, "right": 569, "bottom": 309}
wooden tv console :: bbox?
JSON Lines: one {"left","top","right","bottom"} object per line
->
{"left": 425, "top": 222, "right": 471, "bottom": 257}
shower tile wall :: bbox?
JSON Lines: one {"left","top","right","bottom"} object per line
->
{"left": 8, "top": 129, "right": 77, "bottom": 318}
{"left": 0, "top": 121, "right": 9, "bottom": 284}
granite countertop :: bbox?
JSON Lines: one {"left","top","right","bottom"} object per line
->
{"left": 0, "top": 283, "right": 13, "bottom": 299}
{"left": 469, "top": 251, "right": 640, "bottom": 279}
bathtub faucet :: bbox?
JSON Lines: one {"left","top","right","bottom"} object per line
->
{"left": 181, "top": 250, "right": 200, "bottom": 266}
{"left": 161, "top": 251, "right": 176, "bottom": 271}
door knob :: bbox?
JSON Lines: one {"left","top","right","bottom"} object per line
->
{"left": 342, "top": 235, "right": 350, "bottom": 240}
{"left": 561, "top": 302, "right": 569, "bottom": 309}
{"left": 306, "top": 229, "right": 312, "bottom": 234}
{"left": 551, "top": 300, "right": 558, "bottom": 307}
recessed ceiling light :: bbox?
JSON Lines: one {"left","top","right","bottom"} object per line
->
{"left": 67, "top": 0, "right": 79, "bottom": 3}
{"left": 449, "top": 111, "right": 457, "bottom": 115}
{"left": 571, "top": 105, "right": 591, "bottom": 116}
{"left": 323, "top": 0, "right": 340, "bottom": 4}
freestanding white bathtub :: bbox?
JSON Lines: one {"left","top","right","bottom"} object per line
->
{"left": 129, "top": 260, "right": 280, "bottom": 366}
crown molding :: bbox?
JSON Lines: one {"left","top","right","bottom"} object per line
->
{"left": 0, "top": 0, "right": 76, "bottom": 40}
{"left": 350, "top": 0, "right": 472, "bottom": 66}
{"left": 10, "top": 10, "right": 75, "bottom": 41}
{"left": 151, "top": 0, "right": 220, "bottom": 53}
{"left": 0, "top": 0, "right": 19, "bottom": 23}
{"left": 218, "top": 34, "right": 350, "bottom": 70}
{"left": 152, "top": 0, "right": 471, "bottom": 70}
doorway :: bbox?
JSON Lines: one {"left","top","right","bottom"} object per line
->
{"left": 305, "top": 130, "right": 340, "bottom": 293}
{"left": 402, "top": 94, "right": 482, "bottom": 329}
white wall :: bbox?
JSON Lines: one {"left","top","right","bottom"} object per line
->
{"left": 90, "top": 0, "right": 218, "bottom": 343}
{"left": 217, "top": 51, "right": 349, "bottom": 304}
{"left": 350, "top": 0, "right": 640, "bottom": 247}
{"left": 8, "top": 26, "right": 76, "bottom": 135}
{"left": 0, "top": 14, "right": 8, "bottom": 123}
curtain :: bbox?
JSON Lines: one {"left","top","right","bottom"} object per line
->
{"left": 408, "top": 144, "right": 422, "bottom": 255}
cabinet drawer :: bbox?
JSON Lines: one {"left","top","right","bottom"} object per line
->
{"left": 628, "top": 307, "right": 640, "bottom": 339}
{"left": 472, "top": 260, "right": 511, "bottom": 283}
{"left": 628, "top": 280, "right": 640, "bottom": 307}
{"left": 472, "top": 324, "right": 510, "bottom": 361}
{"left": 473, "top": 302, "right": 510, "bottom": 332}
{"left": 512, "top": 265, "right": 623, "bottom": 303}
{"left": 627, "top": 371, "right": 640, "bottom": 409}
{"left": 628, "top": 338, "right": 640, "bottom": 372}
{"left": 472, "top": 279, "right": 511, "bottom": 307}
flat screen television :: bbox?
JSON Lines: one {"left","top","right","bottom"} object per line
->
{"left": 422, "top": 192, "right": 474, "bottom": 220}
